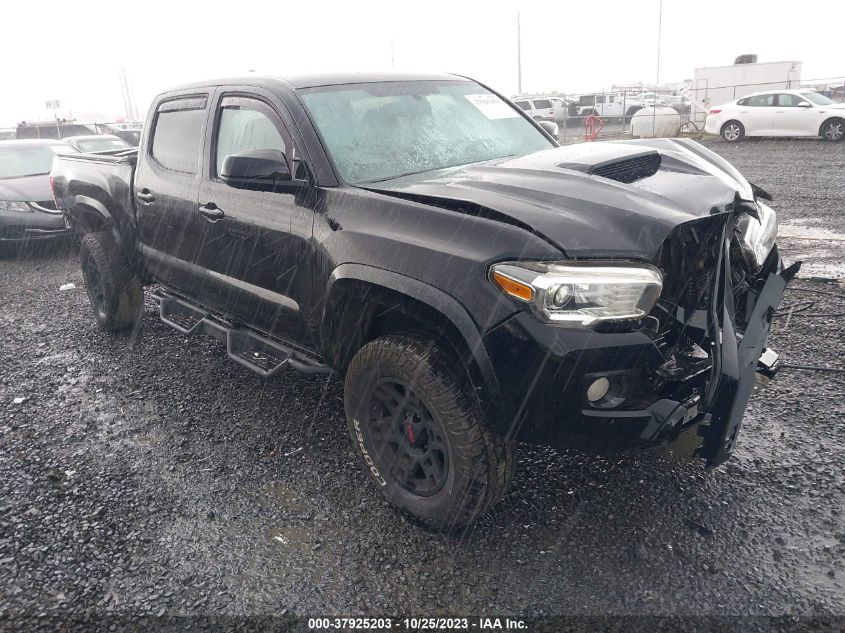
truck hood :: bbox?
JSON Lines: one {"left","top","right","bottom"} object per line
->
{"left": 0, "top": 174, "right": 53, "bottom": 203}
{"left": 363, "top": 138, "right": 757, "bottom": 259}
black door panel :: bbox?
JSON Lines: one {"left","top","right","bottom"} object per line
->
{"left": 197, "top": 92, "right": 315, "bottom": 343}
{"left": 134, "top": 95, "right": 209, "bottom": 293}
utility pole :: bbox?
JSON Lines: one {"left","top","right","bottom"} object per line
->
{"left": 390, "top": 40, "right": 395, "bottom": 69}
{"left": 656, "top": 0, "right": 663, "bottom": 85}
{"left": 46, "top": 99, "right": 61, "bottom": 138}
{"left": 517, "top": 12, "right": 522, "bottom": 94}
{"left": 119, "top": 67, "right": 139, "bottom": 121}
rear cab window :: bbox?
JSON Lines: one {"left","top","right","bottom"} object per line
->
{"left": 150, "top": 96, "right": 207, "bottom": 173}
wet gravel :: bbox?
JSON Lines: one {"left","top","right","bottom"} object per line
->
{"left": 1, "top": 139, "right": 844, "bottom": 630}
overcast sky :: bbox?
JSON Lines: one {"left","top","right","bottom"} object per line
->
{"left": 1, "top": 0, "right": 842, "bottom": 127}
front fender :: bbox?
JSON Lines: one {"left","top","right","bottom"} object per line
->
{"left": 325, "top": 263, "right": 510, "bottom": 434}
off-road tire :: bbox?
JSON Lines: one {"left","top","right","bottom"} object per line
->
{"left": 79, "top": 232, "right": 144, "bottom": 331}
{"left": 344, "top": 332, "right": 516, "bottom": 531}
{"left": 721, "top": 120, "right": 745, "bottom": 142}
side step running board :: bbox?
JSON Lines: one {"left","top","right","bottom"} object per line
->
{"left": 227, "top": 329, "right": 291, "bottom": 378}
{"left": 152, "top": 292, "right": 331, "bottom": 378}
{"left": 159, "top": 296, "right": 207, "bottom": 334}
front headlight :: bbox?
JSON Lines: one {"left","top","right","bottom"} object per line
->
{"left": 0, "top": 200, "right": 32, "bottom": 213}
{"left": 736, "top": 202, "right": 777, "bottom": 271}
{"left": 490, "top": 262, "right": 663, "bottom": 327}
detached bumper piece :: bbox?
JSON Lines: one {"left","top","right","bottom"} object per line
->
{"left": 640, "top": 214, "right": 800, "bottom": 466}
{"left": 695, "top": 259, "right": 800, "bottom": 465}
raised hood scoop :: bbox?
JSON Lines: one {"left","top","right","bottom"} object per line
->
{"left": 556, "top": 146, "right": 662, "bottom": 184}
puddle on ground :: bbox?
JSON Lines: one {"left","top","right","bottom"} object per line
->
{"left": 253, "top": 480, "right": 309, "bottom": 513}
{"left": 780, "top": 224, "right": 845, "bottom": 242}
{"left": 778, "top": 223, "right": 845, "bottom": 280}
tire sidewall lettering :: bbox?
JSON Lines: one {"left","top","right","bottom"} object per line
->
{"left": 354, "top": 419, "right": 387, "bottom": 487}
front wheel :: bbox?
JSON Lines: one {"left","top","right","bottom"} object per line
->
{"left": 821, "top": 118, "right": 844, "bottom": 142}
{"left": 721, "top": 120, "right": 745, "bottom": 142}
{"left": 344, "top": 333, "right": 516, "bottom": 531}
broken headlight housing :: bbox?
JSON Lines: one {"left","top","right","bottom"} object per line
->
{"left": 736, "top": 202, "right": 777, "bottom": 271}
{"left": 0, "top": 200, "right": 32, "bottom": 213}
{"left": 490, "top": 262, "right": 663, "bottom": 327}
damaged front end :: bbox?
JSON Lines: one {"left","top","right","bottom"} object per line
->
{"left": 643, "top": 200, "right": 799, "bottom": 465}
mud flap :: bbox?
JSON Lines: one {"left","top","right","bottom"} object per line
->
{"left": 696, "top": 261, "right": 800, "bottom": 466}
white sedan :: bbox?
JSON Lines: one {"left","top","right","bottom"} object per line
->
{"left": 705, "top": 90, "right": 845, "bottom": 142}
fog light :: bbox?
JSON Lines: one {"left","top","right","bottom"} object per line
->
{"left": 586, "top": 377, "right": 610, "bottom": 402}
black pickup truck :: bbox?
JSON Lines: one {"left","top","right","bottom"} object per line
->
{"left": 51, "top": 72, "right": 797, "bottom": 530}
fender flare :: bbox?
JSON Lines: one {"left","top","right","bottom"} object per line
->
{"left": 66, "top": 195, "right": 135, "bottom": 262}
{"left": 326, "top": 263, "right": 509, "bottom": 431}
{"left": 67, "top": 195, "right": 113, "bottom": 229}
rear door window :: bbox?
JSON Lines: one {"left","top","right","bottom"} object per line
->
{"left": 533, "top": 99, "right": 551, "bottom": 109}
{"left": 514, "top": 100, "right": 531, "bottom": 111}
{"left": 747, "top": 94, "right": 775, "bottom": 107}
{"left": 150, "top": 97, "right": 207, "bottom": 173}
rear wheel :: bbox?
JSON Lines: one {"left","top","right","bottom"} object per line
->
{"left": 344, "top": 333, "right": 516, "bottom": 531}
{"left": 821, "top": 118, "right": 844, "bottom": 142}
{"left": 721, "top": 120, "right": 745, "bottom": 142}
{"left": 80, "top": 232, "right": 144, "bottom": 331}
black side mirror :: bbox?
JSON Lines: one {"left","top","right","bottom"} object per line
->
{"left": 220, "top": 149, "right": 305, "bottom": 191}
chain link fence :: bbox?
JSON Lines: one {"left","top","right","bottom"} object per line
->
{"left": 527, "top": 75, "right": 844, "bottom": 144}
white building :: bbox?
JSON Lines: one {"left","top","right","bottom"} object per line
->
{"left": 689, "top": 60, "right": 802, "bottom": 125}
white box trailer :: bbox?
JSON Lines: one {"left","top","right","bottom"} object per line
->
{"left": 690, "top": 60, "right": 802, "bottom": 125}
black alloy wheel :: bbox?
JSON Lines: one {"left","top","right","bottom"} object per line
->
{"left": 366, "top": 378, "right": 449, "bottom": 497}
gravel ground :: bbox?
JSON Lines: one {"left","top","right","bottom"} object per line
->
{"left": 1, "top": 139, "right": 844, "bottom": 631}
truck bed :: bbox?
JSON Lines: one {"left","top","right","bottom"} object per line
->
{"left": 51, "top": 149, "right": 139, "bottom": 253}
{"left": 58, "top": 147, "right": 138, "bottom": 164}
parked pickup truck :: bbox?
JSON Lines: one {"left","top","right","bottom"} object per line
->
{"left": 51, "top": 72, "right": 797, "bottom": 530}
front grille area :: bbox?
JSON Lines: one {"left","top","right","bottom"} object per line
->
{"left": 657, "top": 216, "right": 726, "bottom": 317}
{"left": 590, "top": 151, "right": 661, "bottom": 184}
{"left": 650, "top": 215, "right": 730, "bottom": 366}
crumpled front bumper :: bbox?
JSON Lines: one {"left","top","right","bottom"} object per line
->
{"left": 483, "top": 211, "right": 798, "bottom": 466}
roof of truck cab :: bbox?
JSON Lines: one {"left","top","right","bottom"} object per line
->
{"left": 163, "top": 72, "right": 470, "bottom": 94}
